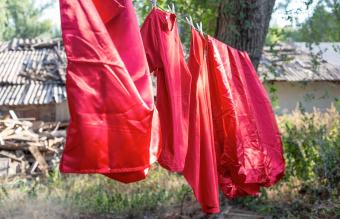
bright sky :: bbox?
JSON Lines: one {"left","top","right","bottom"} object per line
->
{"left": 41, "top": 0, "right": 317, "bottom": 30}
{"left": 270, "top": 0, "right": 318, "bottom": 27}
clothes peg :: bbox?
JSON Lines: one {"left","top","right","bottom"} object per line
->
{"left": 171, "top": 3, "right": 175, "bottom": 13}
{"left": 196, "top": 22, "right": 203, "bottom": 33}
{"left": 167, "top": 3, "right": 175, "bottom": 13}
{"left": 185, "top": 16, "right": 194, "bottom": 26}
{"left": 150, "top": 0, "right": 157, "bottom": 7}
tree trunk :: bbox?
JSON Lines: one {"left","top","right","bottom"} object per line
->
{"left": 215, "top": 0, "right": 276, "bottom": 69}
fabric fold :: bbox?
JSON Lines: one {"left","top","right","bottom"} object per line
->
{"left": 183, "top": 28, "right": 220, "bottom": 214}
{"left": 206, "top": 36, "right": 285, "bottom": 198}
{"left": 59, "top": 1, "right": 285, "bottom": 211}
{"left": 141, "top": 8, "right": 192, "bottom": 172}
{"left": 59, "top": 0, "right": 160, "bottom": 183}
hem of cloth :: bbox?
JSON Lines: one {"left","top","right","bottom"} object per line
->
{"left": 238, "top": 167, "right": 269, "bottom": 184}
{"left": 59, "top": 162, "right": 155, "bottom": 174}
{"left": 183, "top": 175, "right": 220, "bottom": 214}
{"left": 158, "top": 157, "right": 184, "bottom": 173}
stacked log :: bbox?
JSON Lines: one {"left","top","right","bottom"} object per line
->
{"left": 0, "top": 111, "right": 65, "bottom": 178}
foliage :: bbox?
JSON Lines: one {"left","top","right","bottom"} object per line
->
{"left": 0, "top": 165, "right": 191, "bottom": 218}
{"left": 134, "top": 0, "right": 218, "bottom": 49}
{"left": 232, "top": 180, "right": 339, "bottom": 218}
{"left": 0, "top": 1, "right": 6, "bottom": 38}
{"left": 134, "top": 0, "right": 218, "bottom": 34}
{"left": 1, "top": 109, "right": 339, "bottom": 218}
{"left": 232, "top": 107, "right": 340, "bottom": 218}
{"left": 267, "top": 0, "right": 340, "bottom": 43}
{"left": 294, "top": 4, "right": 340, "bottom": 42}
{"left": 278, "top": 107, "right": 340, "bottom": 188}
{"left": 217, "top": 0, "right": 259, "bottom": 39}
{"left": 265, "top": 26, "right": 301, "bottom": 46}
{"left": 0, "top": 0, "right": 54, "bottom": 41}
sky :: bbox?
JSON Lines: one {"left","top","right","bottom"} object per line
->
{"left": 41, "top": 0, "right": 317, "bottom": 30}
{"left": 270, "top": 0, "right": 318, "bottom": 27}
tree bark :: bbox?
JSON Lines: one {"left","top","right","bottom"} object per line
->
{"left": 215, "top": 0, "right": 276, "bottom": 69}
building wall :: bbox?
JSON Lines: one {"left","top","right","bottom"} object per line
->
{"left": 0, "top": 102, "right": 70, "bottom": 122}
{"left": 0, "top": 104, "right": 56, "bottom": 121}
{"left": 56, "top": 100, "right": 70, "bottom": 122}
{"left": 266, "top": 81, "right": 340, "bottom": 114}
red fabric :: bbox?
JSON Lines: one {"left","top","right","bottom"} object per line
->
{"left": 183, "top": 29, "right": 220, "bottom": 214}
{"left": 59, "top": 0, "right": 160, "bottom": 183}
{"left": 207, "top": 37, "right": 285, "bottom": 198}
{"left": 141, "top": 8, "right": 192, "bottom": 172}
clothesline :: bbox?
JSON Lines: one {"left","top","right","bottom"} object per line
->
{"left": 155, "top": 4, "right": 209, "bottom": 36}
{"left": 59, "top": 0, "right": 285, "bottom": 214}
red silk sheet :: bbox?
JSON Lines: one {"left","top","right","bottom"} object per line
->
{"left": 207, "top": 37, "right": 285, "bottom": 198}
{"left": 59, "top": 0, "right": 160, "bottom": 183}
{"left": 141, "top": 8, "right": 192, "bottom": 172}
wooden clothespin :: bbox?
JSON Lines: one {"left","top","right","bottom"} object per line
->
{"left": 196, "top": 22, "right": 203, "bottom": 33}
{"left": 185, "top": 16, "right": 194, "bottom": 26}
{"left": 150, "top": 0, "right": 157, "bottom": 7}
{"left": 167, "top": 3, "right": 175, "bottom": 13}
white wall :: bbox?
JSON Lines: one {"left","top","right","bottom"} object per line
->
{"left": 266, "top": 81, "right": 340, "bottom": 114}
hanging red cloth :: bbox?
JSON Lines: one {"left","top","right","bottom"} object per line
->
{"left": 183, "top": 29, "right": 220, "bottom": 214}
{"left": 141, "top": 8, "right": 192, "bottom": 172}
{"left": 59, "top": 0, "right": 160, "bottom": 183}
{"left": 207, "top": 37, "right": 285, "bottom": 198}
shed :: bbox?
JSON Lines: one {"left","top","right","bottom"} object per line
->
{"left": 0, "top": 38, "right": 68, "bottom": 121}
{"left": 259, "top": 42, "right": 340, "bottom": 114}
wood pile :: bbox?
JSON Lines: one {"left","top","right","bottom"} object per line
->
{"left": 0, "top": 111, "right": 66, "bottom": 178}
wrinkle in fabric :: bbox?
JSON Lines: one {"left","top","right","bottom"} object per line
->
{"left": 183, "top": 29, "right": 220, "bottom": 214}
{"left": 207, "top": 37, "right": 285, "bottom": 198}
{"left": 141, "top": 8, "right": 192, "bottom": 172}
{"left": 59, "top": 0, "right": 160, "bottom": 183}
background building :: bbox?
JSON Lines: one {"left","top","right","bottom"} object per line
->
{"left": 0, "top": 38, "right": 68, "bottom": 121}
{"left": 1, "top": 39, "right": 339, "bottom": 119}
{"left": 259, "top": 42, "right": 340, "bottom": 114}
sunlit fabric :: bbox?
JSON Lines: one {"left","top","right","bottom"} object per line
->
{"left": 59, "top": 0, "right": 160, "bottom": 183}
{"left": 183, "top": 29, "right": 220, "bottom": 214}
{"left": 207, "top": 37, "right": 285, "bottom": 198}
{"left": 141, "top": 8, "right": 192, "bottom": 172}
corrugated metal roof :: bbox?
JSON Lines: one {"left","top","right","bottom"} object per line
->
{"left": 0, "top": 38, "right": 66, "bottom": 106}
{"left": 0, "top": 83, "right": 66, "bottom": 106}
{"left": 295, "top": 42, "right": 340, "bottom": 68}
{"left": 259, "top": 42, "right": 340, "bottom": 82}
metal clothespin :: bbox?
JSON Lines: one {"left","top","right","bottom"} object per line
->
{"left": 196, "top": 22, "right": 203, "bottom": 33}
{"left": 185, "top": 16, "right": 194, "bottom": 26}
{"left": 150, "top": 0, "right": 157, "bottom": 7}
{"left": 167, "top": 3, "right": 175, "bottom": 13}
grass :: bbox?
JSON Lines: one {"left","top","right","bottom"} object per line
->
{"left": 0, "top": 107, "right": 339, "bottom": 218}
{"left": 0, "top": 165, "right": 339, "bottom": 218}
{"left": 229, "top": 179, "right": 340, "bottom": 218}
{"left": 0, "top": 165, "right": 194, "bottom": 218}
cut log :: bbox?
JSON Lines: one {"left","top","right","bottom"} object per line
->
{"left": 0, "top": 158, "right": 10, "bottom": 177}
{"left": 9, "top": 110, "right": 18, "bottom": 120}
{"left": 28, "top": 145, "right": 49, "bottom": 176}
{"left": 0, "top": 150, "right": 23, "bottom": 162}
{"left": 8, "top": 160, "right": 21, "bottom": 176}
{"left": 30, "top": 161, "right": 39, "bottom": 174}
{"left": 0, "top": 111, "right": 65, "bottom": 178}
